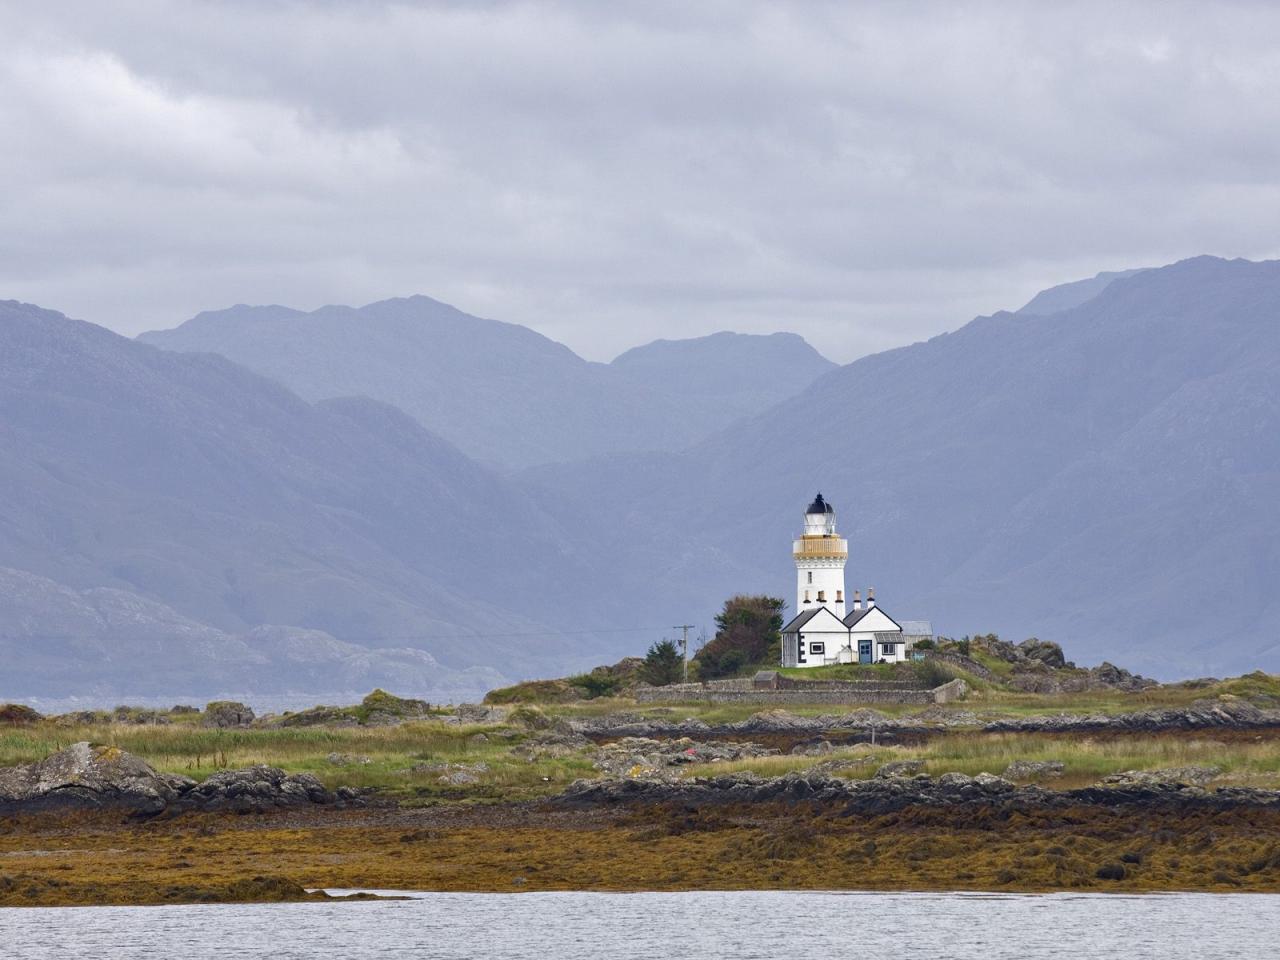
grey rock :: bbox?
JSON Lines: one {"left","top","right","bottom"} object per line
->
{"left": 592, "top": 737, "right": 777, "bottom": 778}
{"left": 556, "top": 768, "right": 1280, "bottom": 815}
{"left": 875, "top": 760, "right": 926, "bottom": 778}
{"left": 455, "top": 703, "right": 509, "bottom": 724}
{"left": 1101, "top": 766, "right": 1221, "bottom": 787}
{"left": 202, "top": 701, "right": 255, "bottom": 728}
{"left": 325, "top": 753, "right": 371, "bottom": 766}
{"left": 420, "top": 761, "right": 490, "bottom": 786}
{"left": 183, "top": 765, "right": 340, "bottom": 812}
{"left": 972, "top": 772, "right": 1016, "bottom": 794}
{"left": 0, "top": 742, "right": 192, "bottom": 815}
{"left": 0, "top": 744, "right": 360, "bottom": 815}
{"left": 1018, "top": 638, "right": 1068, "bottom": 669}
{"left": 1003, "top": 760, "right": 1066, "bottom": 781}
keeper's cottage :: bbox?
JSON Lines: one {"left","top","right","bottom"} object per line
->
{"left": 780, "top": 493, "right": 929, "bottom": 667}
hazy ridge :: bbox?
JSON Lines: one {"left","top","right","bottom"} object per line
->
{"left": 3, "top": 255, "right": 1279, "bottom": 696}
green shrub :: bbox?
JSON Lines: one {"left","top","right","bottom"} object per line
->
{"left": 694, "top": 595, "right": 785, "bottom": 680}
{"left": 567, "top": 673, "right": 623, "bottom": 699}
{"left": 913, "top": 659, "right": 956, "bottom": 689}
{"left": 639, "top": 640, "right": 684, "bottom": 686}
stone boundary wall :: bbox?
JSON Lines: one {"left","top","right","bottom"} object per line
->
{"left": 634, "top": 677, "right": 967, "bottom": 706}
{"left": 930, "top": 678, "right": 969, "bottom": 704}
{"left": 766, "top": 676, "right": 923, "bottom": 692}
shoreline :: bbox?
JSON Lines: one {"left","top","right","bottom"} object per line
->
{"left": 4, "top": 784, "right": 1279, "bottom": 907}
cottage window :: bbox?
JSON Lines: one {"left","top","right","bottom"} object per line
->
{"left": 880, "top": 643, "right": 896, "bottom": 656}
{"left": 809, "top": 642, "right": 825, "bottom": 655}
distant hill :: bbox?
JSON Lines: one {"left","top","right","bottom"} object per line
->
{"left": 138, "top": 298, "right": 834, "bottom": 469}
{"left": 1016, "top": 268, "right": 1146, "bottom": 316}
{"left": 6, "top": 256, "right": 1280, "bottom": 695}
{"left": 528, "top": 257, "right": 1280, "bottom": 679}
{"left": 0, "top": 301, "right": 626, "bottom": 697}
{"left": 0, "top": 566, "right": 490, "bottom": 700}
{"left": 611, "top": 331, "right": 836, "bottom": 431}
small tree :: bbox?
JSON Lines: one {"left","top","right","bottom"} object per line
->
{"left": 694, "top": 595, "right": 785, "bottom": 680}
{"left": 639, "top": 639, "right": 683, "bottom": 686}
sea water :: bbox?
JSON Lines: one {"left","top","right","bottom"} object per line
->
{"left": 2, "top": 890, "right": 1276, "bottom": 959}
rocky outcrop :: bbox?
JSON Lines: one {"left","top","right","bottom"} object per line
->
{"left": 983, "top": 698, "right": 1275, "bottom": 733}
{"left": 454, "top": 703, "right": 511, "bottom": 724}
{"left": 1101, "top": 766, "right": 1221, "bottom": 787}
{"left": 592, "top": 737, "right": 777, "bottom": 777}
{"left": 0, "top": 743, "right": 191, "bottom": 815}
{"left": 930, "top": 637, "right": 1158, "bottom": 693}
{"left": 0, "top": 704, "right": 43, "bottom": 725}
{"left": 411, "top": 761, "right": 490, "bottom": 785}
{"left": 174, "top": 765, "right": 354, "bottom": 813}
{"left": 555, "top": 769, "right": 1280, "bottom": 815}
{"left": 875, "top": 760, "right": 926, "bottom": 778}
{"left": 202, "top": 701, "right": 255, "bottom": 728}
{"left": 0, "top": 744, "right": 360, "bottom": 816}
{"left": 570, "top": 698, "right": 1280, "bottom": 740}
{"left": 1003, "top": 760, "right": 1065, "bottom": 781}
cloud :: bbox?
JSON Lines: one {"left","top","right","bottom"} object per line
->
{"left": 2, "top": 0, "right": 1279, "bottom": 361}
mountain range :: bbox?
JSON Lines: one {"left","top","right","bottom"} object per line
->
{"left": 526, "top": 256, "right": 1280, "bottom": 678}
{"left": 138, "top": 298, "right": 835, "bottom": 469}
{"left": 2, "top": 255, "right": 1277, "bottom": 698}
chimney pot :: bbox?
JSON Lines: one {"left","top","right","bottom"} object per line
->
{"left": 867, "top": 587, "right": 876, "bottom": 608}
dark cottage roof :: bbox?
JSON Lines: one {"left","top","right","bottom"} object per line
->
{"left": 844, "top": 606, "right": 903, "bottom": 631}
{"left": 780, "top": 607, "right": 846, "bottom": 634}
{"left": 781, "top": 608, "right": 823, "bottom": 634}
{"left": 806, "top": 492, "right": 834, "bottom": 515}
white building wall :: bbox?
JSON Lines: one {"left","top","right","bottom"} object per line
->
{"left": 848, "top": 608, "right": 899, "bottom": 632}
{"left": 796, "top": 624, "right": 849, "bottom": 667}
{"left": 794, "top": 554, "right": 846, "bottom": 619}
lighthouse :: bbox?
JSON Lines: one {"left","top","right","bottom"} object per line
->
{"left": 793, "top": 492, "right": 847, "bottom": 618}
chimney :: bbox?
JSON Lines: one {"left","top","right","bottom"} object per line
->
{"left": 836, "top": 589, "right": 843, "bottom": 603}
{"left": 852, "top": 590, "right": 862, "bottom": 611}
{"left": 867, "top": 587, "right": 876, "bottom": 609}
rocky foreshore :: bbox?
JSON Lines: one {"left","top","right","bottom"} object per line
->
{"left": 569, "top": 697, "right": 1280, "bottom": 741}
{"left": 555, "top": 767, "right": 1280, "bottom": 815}
{"left": 0, "top": 742, "right": 363, "bottom": 816}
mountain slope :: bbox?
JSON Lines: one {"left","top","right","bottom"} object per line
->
{"left": 137, "top": 297, "right": 833, "bottom": 468}
{"left": 0, "top": 300, "right": 620, "bottom": 696}
{"left": 0, "top": 566, "right": 494, "bottom": 699}
{"left": 1016, "top": 268, "right": 1145, "bottom": 315}
{"left": 529, "top": 256, "right": 1280, "bottom": 678}
{"left": 610, "top": 331, "right": 835, "bottom": 432}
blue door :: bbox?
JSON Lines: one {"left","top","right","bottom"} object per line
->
{"left": 858, "top": 640, "right": 872, "bottom": 664}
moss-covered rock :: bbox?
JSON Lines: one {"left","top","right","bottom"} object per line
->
{"left": 202, "top": 701, "right": 255, "bottom": 728}
{"left": 0, "top": 704, "right": 42, "bottom": 725}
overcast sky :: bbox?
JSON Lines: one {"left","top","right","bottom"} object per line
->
{"left": 3, "top": 1, "right": 1279, "bottom": 362}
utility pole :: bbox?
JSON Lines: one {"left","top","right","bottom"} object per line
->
{"left": 673, "top": 624, "right": 695, "bottom": 683}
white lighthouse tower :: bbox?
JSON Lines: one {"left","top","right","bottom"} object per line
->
{"left": 793, "top": 492, "right": 847, "bottom": 618}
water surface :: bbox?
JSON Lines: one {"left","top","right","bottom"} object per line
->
{"left": 3, "top": 890, "right": 1275, "bottom": 959}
